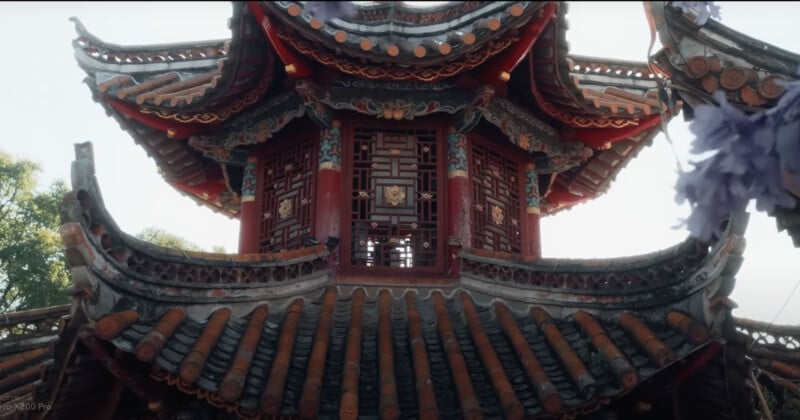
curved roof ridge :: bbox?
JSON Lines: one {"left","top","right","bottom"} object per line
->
{"left": 69, "top": 16, "right": 230, "bottom": 55}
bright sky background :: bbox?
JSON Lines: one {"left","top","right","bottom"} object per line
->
{"left": 0, "top": 2, "right": 797, "bottom": 324}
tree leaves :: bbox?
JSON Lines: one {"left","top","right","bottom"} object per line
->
{"left": 136, "top": 227, "right": 203, "bottom": 251}
{"left": 0, "top": 152, "right": 70, "bottom": 311}
{"left": 676, "top": 86, "right": 800, "bottom": 242}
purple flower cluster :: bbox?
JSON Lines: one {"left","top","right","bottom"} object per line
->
{"left": 676, "top": 86, "right": 800, "bottom": 242}
{"left": 671, "top": 1, "right": 721, "bottom": 25}
{"left": 304, "top": 2, "right": 357, "bottom": 22}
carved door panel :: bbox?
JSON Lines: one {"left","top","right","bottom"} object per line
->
{"left": 259, "top": 137, "right": 316, "bottom": 253}
{"left": 349, "top": 127, "right": 441, "bottom": 271}
{"left": 470, "top": 141, "right": 522, "bottom": 253}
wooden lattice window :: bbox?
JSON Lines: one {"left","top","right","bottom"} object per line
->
{"left": 470, "top": 140, "right": 522, "bottom": 253}
{"left": 258, "top": 136, "right": 316, "bottom": 253}
{"left": 348, "top": 126, "right": 442, "bottom": 271}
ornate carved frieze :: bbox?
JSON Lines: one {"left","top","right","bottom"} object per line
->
{"left": 137, "top": 67, "right": 272, "bottom": 124}
{"left": 295, "top": 80, "right": 473, "bottom": 122}
{"left": 447, "top": 129, "right": 469, "bottom": 179}
{"left": 192, "top": 92, "right": 307, "bottom": 154}
{"left": 478, "top": 97, "right": 591, "bottom": 172}
{"left": 525, "top": 164, "right": 540, "bottom": 213}
{"left": 318, "top": 120, "right": 342, "bottom": 172}
{"left": 275, "top": 29, "right": 518, "bottom": 82}
{"left": 240, "top": 157, "right": 258, "bottom": 202}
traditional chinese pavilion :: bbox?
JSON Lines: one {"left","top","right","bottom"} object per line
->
{"left": 2, "top": 2, "right": 800, "bottom": 419}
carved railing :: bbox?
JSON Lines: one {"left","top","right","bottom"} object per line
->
{"left": 460, "top": 211, "right": 746, "bottom": 297}
{"left": 61, "top": 142, "right": 330, "bottom": 287}
{"left": 0, "top": 305, "right": 69, "bottom": 354}
{"left": 735, "top": 317, "right": 800, "bottom": 364}
{"left": 460, "top": 239, "right": 709, "bottom": 294}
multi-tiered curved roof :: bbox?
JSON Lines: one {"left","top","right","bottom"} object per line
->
{"left": 3, "top": 2, "right": 799, "bottom": 419}
{"left": 70, "top": 1, "right": 700, "bottom": 218}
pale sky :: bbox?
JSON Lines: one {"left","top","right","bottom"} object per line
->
{"left": 0, "top": 2, "right": 797, "bottom": 324}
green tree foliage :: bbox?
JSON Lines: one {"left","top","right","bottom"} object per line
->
{"left": 136, "top": 227, "right": 203, "bottom": 251}
{"left": 0, "top": 152, "right": 70, "bottom": 311}
{"left": 136, "top": 227, "right": 227, "bottom": 253}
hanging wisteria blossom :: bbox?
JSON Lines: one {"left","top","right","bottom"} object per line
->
{"left": 676, "top": 86, "right": 800, "bottom": 242}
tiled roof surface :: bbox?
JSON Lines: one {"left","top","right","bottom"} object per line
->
{"left": 543, "top": 123, "right": 663, "bottom": 215}
{"left": 89, "top": 287, "right": 710, "bottom": 419}
{"left": 528, "top": 3, "right": 665, "bottom": 127}
{"left": 73, "top": 3, "right": 274, "bottom": 117}
{"left": 0, "top": 305, "right": 70, "bottom": 418}
{"left": 735, "top": 317, "right": 800, "bottom": 388}
{"left": 260, "top": 1, "right": 536, "bottom": 68}
{"left": 648, "top": 2, "right": 800, "bottom": 111}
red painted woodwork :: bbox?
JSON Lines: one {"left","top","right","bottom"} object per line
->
{"left": 523, "top": 211, "right": 542, "bottom": 259}
{"left": 167, "top": 179, "right": 226, "bottom": 198}
{"left": 247, "top": 2, "right": 313, "bottom": 79}
{"left": 106, "top": 98, "right": 208, "bottom": 139}
{"left": 572, "top": 114, "right": 663, "bottom": 149}
{"left": 447, "top": 175, "right": 470, "bottom": 277}
{"left": 239, "top": 156, "right": 259, "bottom": 254}
{"left": 314, "top": 168, "right": 342, "bottom": 244}
{"left": 544, "top": 187, "right": 594, "bottom": 212}
{"left": 476, "top": 2, "right": 558, "bottom": 85}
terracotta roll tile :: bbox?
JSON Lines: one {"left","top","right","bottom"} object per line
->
{"left": 378, "top": 290, "right": 400, "bottom": 420}
{"left": 179, "top": 308, "right": 231, "bottom": 383}
{"left": 573, "top": 311, "right": 638, "bottom": 390}
{"left": 340, "top": 288, "right": 365, "bottom": 420}
{"left": 494, "top": 303, "right": 562, "bottom": 414}
{"left": 618, "top": 313, "right": 675, "bottom": 368}
{"left": 98, "top": 75, "right": 133, "bottom": 93}
{"left": 758, "top": 74, "right": 786, "bottom": 99}
{"left": 757, "top": 359, "right": 800, "bottom": 379}
{"left": 432, "top": 291, "right": 483, "bottom": 420}
{"left": 0, "top": 380, "right": 39, "bottom": 401}
{"left": 404, "top": 291, "right": 439, "bottom": 420}
{"left": 136, "top": 308, "right": 187, "bottom": 363}
{"left": 0, "top": 347, "right": 51, "bottom": 377}
{"left": 666, "top": 312, "right": 709, "bottom": 345}
{"left": 220, "top": 305, "right": 269, "bottom": 402}
{"left": 460, "top": 293, "right": 524, "bottom": 419}
{"left": 298, "top": 289, "right": 338, "bottom": 419}
{"left": 135, "top": 72, "right": 217, "bottom": 105}
{"left": 95, "top": 310, "right": 138, "bottom": 341}
{"left": 0, "top": 364, "right": 42, "bottom": 392}
{"left": 116, "top": 72, "right": 179, "bottom": 99}
{"left": 530, "top": 307, "right": 597, "bottom": 398}
{"left": 261, "top": 299, "right": 305, "bottom": 414}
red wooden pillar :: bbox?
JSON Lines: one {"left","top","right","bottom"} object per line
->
{"left": 522, "top": 163, "right": 542, "bottom": 259}
{"left": 238, "top": 156, "right": 259, "bottom": 254}
{"left": 314, "top": 120, "right": 342, "bottom": 244}
{"left": 447, "top": 128, "right": 471, "bottom": 276}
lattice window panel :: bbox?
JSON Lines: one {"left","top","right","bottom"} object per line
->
{"left": 259, "top": 137, "right": 316, "bottom": 253}
{"left": 350, "top": 127, "right": 439, "bottom": 269}
{"left": 470, "top": 141, "right": 522, "bottom": 253}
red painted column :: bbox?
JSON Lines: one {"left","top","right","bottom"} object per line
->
{"left": 522, "top": 163, "right": 542, "bottom": 260}
{"left": 238, "top": 156, "right": 259, "bottom": 254}
{"left": 314, "top": 120, "right": 342, "bottom": 244}
{"left": 447, "top": 128, "right": 471, "bottom": 276}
